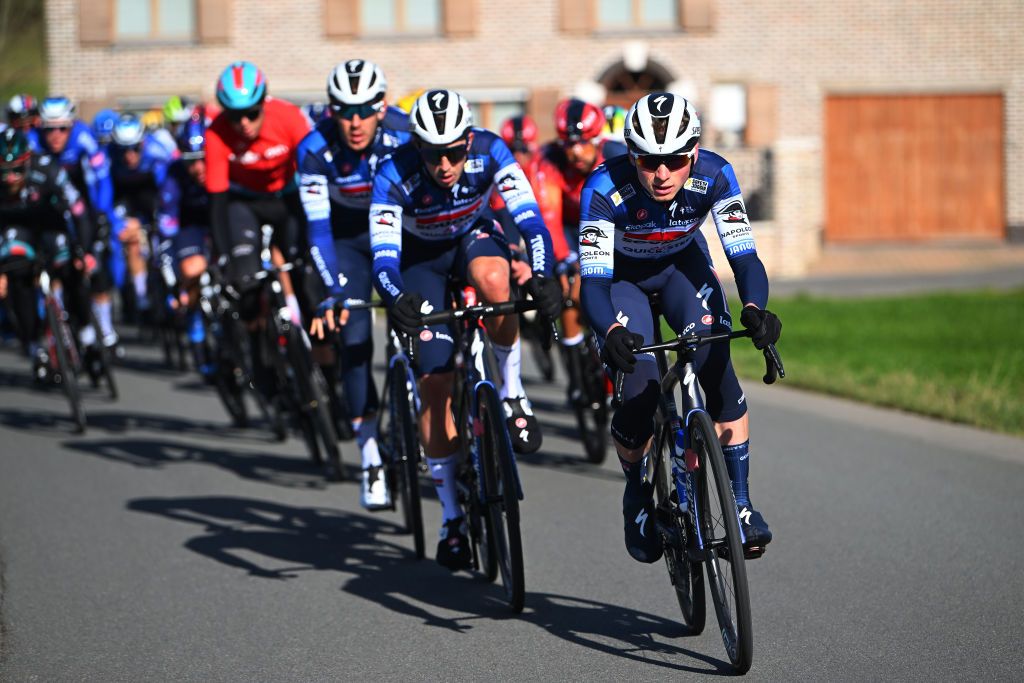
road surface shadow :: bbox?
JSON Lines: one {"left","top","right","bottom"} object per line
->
{"left": 127, "top": 495, "right": 732, "bottom": 674}
{"left": 67, "top": 436, "right": 346, "bottom": 489}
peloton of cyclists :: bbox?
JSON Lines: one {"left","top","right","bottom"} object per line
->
{"left": 577, "top": 93, "right": 781, "bottom": 563}
{"left": 299, "top": 58, "right": 412, "bottom": 511}
{"left": 370, "top": 89, "right": 563, "bottom": 570}
{"left": 0, "top": 127, "right": 95, "bottom": 380}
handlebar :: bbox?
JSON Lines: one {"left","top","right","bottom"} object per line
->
{"left": 418, "top": 298, "right": 539, "bottom": 326}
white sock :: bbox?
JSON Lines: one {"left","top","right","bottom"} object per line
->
{"left": 355, "top": 417, "right": 382, "bottom": 469}
{"left": 133, "top": 272, "right": 148, "bottom": 300}
{"left": 427, "top": 454, "right": 460, "bottom": 523}
{"left": 93, "top": 300, "right": 115, "bottom": 337}
{"left": 285, "top": 293, "right": 302, "bottom": 325}
{"left": 492, "top": 337, "right": 524, "bottom": 400}
{"left": 79, "top": 324, "right": 97, "bottom": 348}
{"left": 561, "top": 332, "right": 584, "bottom": 347}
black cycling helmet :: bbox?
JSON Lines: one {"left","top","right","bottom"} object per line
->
{"left": 0, "top": 127, "right": 32, "bottom": 168}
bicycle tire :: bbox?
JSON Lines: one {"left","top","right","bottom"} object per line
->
{"left": 690, "top": 410, "right": 753, "bottom": 673}
{"left": 47, "top": 300, "right": 86, "bottom": 433}
{"left": 388, "top": 358, "right": 424, "bottom": 559}
{"left": 458, "top": 383, "right": 497, "bottom": 582}
{"left": 285, "top": 325, "right": 342, "bottom": 478}
{"left": 477, "top": 383, "right": 525, "bottom": 612}
{"left": 652, "top": 420, "right": 705, "bottom": 634}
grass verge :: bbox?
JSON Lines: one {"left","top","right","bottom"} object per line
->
{"left": 723, "top": 289, "right": 1024, "bottom": 436}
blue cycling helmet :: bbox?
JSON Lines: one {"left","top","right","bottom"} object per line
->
{"left": 92, "top": 108, "right": 119, "bottom": 143}
{"left": 177, "top": 114, "right": 206, "bottom": 160}
{"left": 215, "top": 61, "right": 267, "bottom": 111}
{"left": 111, "top": 113, "right": 145, "bottom": 147}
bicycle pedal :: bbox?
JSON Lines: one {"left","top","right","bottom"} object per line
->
{"left": 744, "top": 546, "right": 766, "bottom": 560}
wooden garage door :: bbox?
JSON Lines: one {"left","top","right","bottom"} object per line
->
{"left": 825, "top": 94, "right": 1004, "bottom": 241}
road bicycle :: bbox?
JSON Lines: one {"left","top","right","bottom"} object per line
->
{"left": 614, "top": 299, "right": 784, "bottom": 673}
{"left": 417, "top": 291, "right": 548, "bottom": 613}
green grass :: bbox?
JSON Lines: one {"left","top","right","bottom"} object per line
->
{"left": 0, "top": 0, "right": 48, "bottom": 102}
{"left": 720, "top": 289, "right": 1024, "bottom": 436}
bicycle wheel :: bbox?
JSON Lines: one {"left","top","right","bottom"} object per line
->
{"left": 574, "top": 341, "right": 609, "bottom": 464}
{"left": 690, "top": 410, "right": 752, "bottom": 673}
{"left": 388, "top": 357, "right": 424, "bottom": 559}
{"left": 652, "top": 421, "right": 705, "bottom": 634}
{"left": 285, "top": 327, "right": 340, "bottom": 475}
{"left": 457, "top": 383, "right": 497, "bottom": 582}
{"left": 477, "top": 383, "right": 525, "bottom": 612}
{"left": 47, "top": 300, "right": 86, "bottom": 433}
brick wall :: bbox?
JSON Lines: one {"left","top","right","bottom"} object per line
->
{"left": 46, "top": 0, "right": 1024, "bottom": 276}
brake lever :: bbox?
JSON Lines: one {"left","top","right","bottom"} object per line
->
{"left": 761, "top": 343, "right": 785, "bottom": 385}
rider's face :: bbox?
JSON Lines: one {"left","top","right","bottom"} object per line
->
{"left": 335, "top": 103, "right": 384, "bottom": 153}
{"left": 631, "top": 152, "right": 694, "bottom": 203}
{"left": 228, "top": 105, "right": 264, "bottom": 142}
{"left": 563, "top": 139, "right": 599, "bottom": 175}
{"left": 43, "top": 125, "right": 72, "bottom": 154}
{"left": 418, "top": 132, "right": 472, "bottom": 190}
{"left": 121, "top": 146, "right": 142, "bottom": 170}
{"left": 2, "top": 165, "right": 27, "bottom": 195}
{"left": 186, "top": 158, "right": 206, "bottom": 185}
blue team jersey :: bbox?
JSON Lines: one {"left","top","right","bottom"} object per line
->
{"left": 27, "top": 120, "right": 119, "bottom": 232}
{"left": 369, "top": 127, "right": 553, "bottom": 304}
{"left": 296, "top": 115, "right": 410, "bottom": 294}
{"left": 157, "top": 159, "right": 210, "bottom": 238}
{"left": 110, "top": 135, "right": 173, "bottom": 196}
{"left": 578, "top": 149, "right": 767, "bottom": 332}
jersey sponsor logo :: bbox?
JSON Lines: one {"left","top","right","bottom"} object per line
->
{"left": 717, "top": 199, "right": 749, "bottom": 225}
{"left": 684, "top": 177, "right": 708, "bottom": 194}
{"left": 579, "top": 225, "right": 608, "bottom": 247}
{"left": 701, "top": 314, "right": 713, "bottom": 325}
{"left": 497, "top": 172, "right": 518, "bottom": 193}
{"left": 636, "top": 208, "right": 648, "bottom": 220}
{"left": 373, "top": 249, "right": 399, "bottom": 260}
{"left": 726, "top": 241, "right": 756, "bottom": 257}
{"left": 465, "top": 158, "right": 484, "bottom": 173}
{"left": 697, "top": 283, "right": 714, "bottom": 311}
{"left": 377, "top": 271, "right": 400, "bottom": 297}
{"left": 374, "top": 208, "right": 399, "bottom": 225}
{"left": 610, "top": 183, "right": 636, "bottom": 206}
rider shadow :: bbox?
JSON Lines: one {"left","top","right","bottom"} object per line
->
{"left": 68, "top": 437, "right": 333, "bottom": 490}
{"left": 126, "top": 495, "right": 732, "bottom": 673}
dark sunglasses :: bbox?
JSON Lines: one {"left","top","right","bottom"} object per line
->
{"left": 1, "top": 165, "right": 27, "bottom": 177}
{"left": 418, "top": 142, "right": 469, "bottom": 165}
{"left": 330, "top": 101, "right": 383, "bottom": 121}
{"left": 633, "top": 153, "right": 693, "bottom": 172}
{"left": 227, "top": 106, "right": 263, "bottom": 123}
{"left": 44, "top": 125, "right": 71, "bottom": 133}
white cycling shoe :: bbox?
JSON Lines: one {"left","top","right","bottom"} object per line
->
{"left": 361, "top": 466, "right": 391, "bottom": 511}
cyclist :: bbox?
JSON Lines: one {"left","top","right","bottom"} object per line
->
{"left": 206, "top": 60, "right": 310, "bottom": 315}
{"left": 157, "top": 113, "right": 212, "bottom": 377}
{"left": 6, "top": 95, "right": 40, "bottom": 134}
{"left": 92, "top": 108, "right": 120, "bottom": 148}
{"left": 491, "top": 114, "right": 541, "bottom": 285}
{"left": 206, "top": 61, "right": 311, "bottom": 399}
{"left": 0, "top": 127, "right": 94, "bottom": 378}
{"left": 602, "top": 104, "right": 627, "bottom": 142}
{"left": 369, "top": 89, "right": 562, "bottom": 570}
{"left": 533, "top": 99, "right": 626, "bottom": 397}
{"left": 28, "top": 96, "right": 123, "bottom": 351}
{"left": 109, "top": 113, "right": 173, "bottom": 318}
{"left": 299, "top": 59, "right": 411, "bottom": 510}
{"left": 579, "top": 93, "right": 781, "bottom": 563}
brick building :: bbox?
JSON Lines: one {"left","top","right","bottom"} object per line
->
{"left": 46, "top": 0, "right": 1023, "bottom": 277}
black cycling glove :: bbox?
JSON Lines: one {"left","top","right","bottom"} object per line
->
{"left": 601, "top": 326, "right": 645, "bottom": 374}
{"left": 390, "top": 292, "right": 427, "bottom": 335}
{"left": 526, "top": 274, "right": 564, "bottom": 320}
{"left": 740, "top": 306, "right": 782, "bottom": 350}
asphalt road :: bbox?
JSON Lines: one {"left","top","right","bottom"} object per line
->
{"left": 1, "top": 328, "right": 1023, "bottom": 681}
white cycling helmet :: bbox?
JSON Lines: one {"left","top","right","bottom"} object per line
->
{"left": 624, "top": 93, "right": 701, "bottom": 156}
{"left": 111, "top": 114, "right": 145, "bottom": 147}
{"left": 409, "top": 89, "right": 472, "bottom": 145}
{"left": 327, "top": 59, "right": 387, "bottom": 106}
{"left": 39, "top": 96, "right": 77, "bottom": 128}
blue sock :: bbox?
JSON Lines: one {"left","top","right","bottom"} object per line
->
{"left": 722, "top": 441, "right": 751, "bottom": 507}
{"left": 187, "top": 310, "right": 205, "bottom": 344}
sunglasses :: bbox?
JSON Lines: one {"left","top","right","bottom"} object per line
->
{"left": 227, "top": 106, "right": 263, "bottom": 123}
{"left": 418, "top": 142, "right": 469, "bottom": 166}
{"left": 331, "top": 101, "right": 384, "bottom": 121}
{"left": 633, "top": 153, "right": 693, "bottom": 172}
{"left": 43, "top": 125, "right": 71, "bottom": 133}
{"left": 1, "top": 165, "right": 27, "bottom": 178}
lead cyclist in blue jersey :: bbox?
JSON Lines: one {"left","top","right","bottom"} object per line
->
{"left": 300, "top": 59, "right": 411, "bottom": 511}
{"left": 578, "top": 93, "right": 782, "bottom": 563}
{"left": 370, "top": 89, "right": 562, "bottom": 570}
